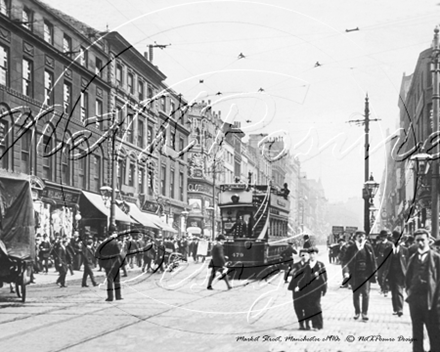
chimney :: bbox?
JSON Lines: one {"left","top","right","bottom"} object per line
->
{"left": 143, "top": 51, "right": 148, "bottom": 60}
{"left": 149, "top": 45, "right": 153, "bottom": 63}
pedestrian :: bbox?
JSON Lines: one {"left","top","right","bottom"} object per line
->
{"left": 382, "top": 229, "right": 409, "bottom": 317}
{"left": 207, "top": 234, "right": 232, "bottom": 290}
{"left": 81, "top": 239, "right": 98, "bottom": 287}
{"left": 287, "top": 248, "right": 311, "bottom": 330}
{"left": 66, "top": 237, "right": 76, "bottom": 276}
{"left": 405, "top": 228, "right": 440, "bottom": 352}
{"left": 72, "top": 232, "right": 82, "bottom": 271}
{"left": 280, "top": 239, "right": 298, "bottom": 283}
{"left": 53, "top": 237, "right": 70, "bottom": 288}
{"left": 96, "top": 226, "right": 124, "bottom": 302}
{"left": 338, "top": 238, "right": 350, "bottom": 288}
{"left": 155, "top": 237, "right": 166, "bottom": 273}
{"left": 344, "top": 230, "right": 377, "bottom": 321}
{"left": 303, "top": 234, "right": 312, "bottom": 249}
{"left": 38, "top": 233, "right": 51, "bottom": 273}
{"left": 142, "top": 237, "right": 155, "bottom": 272}
{"left": 375, "top": 229, "right": 393, "bottom": 296}
{"left": 301, "top": 247, "right": 327, "bottom": 330}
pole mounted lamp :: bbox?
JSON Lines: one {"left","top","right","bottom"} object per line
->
{"left": 363, "top": 173, "right": 379, "bottom": 234}
{"left": 100, "top": 185, "right": 115, "bottom": 233}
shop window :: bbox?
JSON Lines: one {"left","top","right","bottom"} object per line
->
{"left": 0, "top": 44, "right": 8, "bottom": 86}
{"left": 22, "top": 58, "right": 33, "bottom": 97}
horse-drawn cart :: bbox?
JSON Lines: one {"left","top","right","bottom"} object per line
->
{"left": 0, "top": 174, "right": 35, "bottom": 303}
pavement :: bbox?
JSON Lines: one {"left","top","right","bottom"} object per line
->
{"left": 0, "top": 247, "right": 428, "bottom": 352}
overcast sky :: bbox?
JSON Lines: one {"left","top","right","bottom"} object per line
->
{"left": 43, "top": 0, "right": 440, "bottom": 203}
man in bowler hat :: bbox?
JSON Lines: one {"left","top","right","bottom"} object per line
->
{"left": 96, "top": 226, "right": 124, "bottom": 301}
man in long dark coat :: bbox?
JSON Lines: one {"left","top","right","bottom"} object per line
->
{"left": 288, "top": 249, "right": 311, "bottom": 330}
{"left": 281, "top": 240, "right": 298, "bottom": 283}
{"left": 82, "top": 239, "right": 98, "bottom": 287}
{"left": 405, "top": 228, "right": 440, "bottom": 352}
{"left": 344, "top": 230, "right": 377, "bottom": 321}
{"left": 375, "top": 230, "right": 393, "bottom": 296}
{"left": 207, "top": 234, "right": 232, "bottom": 290}
{"left": 383, "top": 230, "right": 409, "bottom": 317}
{"left": 96, "top": 228, "right": 124, "bottom": 301}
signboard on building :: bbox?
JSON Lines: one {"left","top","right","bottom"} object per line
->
{"left": 332, "top": 226, "right": 344, "bottom": 234}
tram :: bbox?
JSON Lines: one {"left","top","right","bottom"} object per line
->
{"left": 218, "top": 183, "right": 290, "bottom": 279}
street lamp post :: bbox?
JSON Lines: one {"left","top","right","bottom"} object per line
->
{"left": 363, "top": 173, "right": 380, "bottom": 235}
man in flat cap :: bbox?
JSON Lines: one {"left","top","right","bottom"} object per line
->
{"left": 344, "top": 230, "right": 377, "bottom": 321}
{"left": 405, "top": 228, "right": 440, "bottom": 352}
{"left": 382, "top": 229, "right": 409, "bottom": 317}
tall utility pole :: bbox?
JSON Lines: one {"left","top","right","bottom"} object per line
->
{"left": 431, "top": 27, "right": 440, "bottom": 238}
{"left": 348, "top": 95, "right": 380, "bottom": 235}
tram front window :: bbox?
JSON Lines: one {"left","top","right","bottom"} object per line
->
{"left": 226, "top": 212, "right": 254, "bottom": 239}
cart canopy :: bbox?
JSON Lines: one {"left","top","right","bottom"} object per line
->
{"left": 0, "top": 175, "right": 35, "bottom": 260}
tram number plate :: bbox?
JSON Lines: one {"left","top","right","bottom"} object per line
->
{"left": 232, "top": 252, "right": 244, "bottom": 258}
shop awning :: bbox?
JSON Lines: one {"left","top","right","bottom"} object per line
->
{"left": 81, "top": 191, "right": 134, "bottom": 223}
{"left": 127, "top": 203, "right": 160, "bottom": 229}
{"left": 140, "top": 212, "right": 178, "bottom": 233}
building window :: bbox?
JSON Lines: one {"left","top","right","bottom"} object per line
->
{"left": 147, "top": 126, "right": 153, "bottom": 144}
{"left": 147, "top": 87, "right": 153, "bottom": 99}
{"left": 42, "top": 135, "right": 52, "bottom": 180}
{"left": 137, "top": 118, "right": 144, "bottom": 148}
{"left": 170, "top": 101, "right": 176, "bottom": 116}
{"left": 161, "top": 165, "right": 166, "bottom": 195}
{"left": 0, "top": 121, "right": 8, "bottom": 169}
{"left": 22, "top": 58, "right": 32, "bottom": 97}
{"left": 147, "top": 169, "right": 154, "bottom": 196}
{"left": 95, "top": 99, "right": 103, "bottom": 130}
{"left": 160, "top": 96, "right": 166, "bottom": 111}
{"left": 22, "top": 7, "right": 32, "bottom": 31}
{"left": 117, "top": 160, "right": 126, "bottom": 188}
{"left": 80, "top": 46, "right": 88, "bottom": 67}
{"left": 138, "top": 167, "right": 145, "bottom": 194}
{"left": 95, "top": 57, "right": 102, "bottom": 77}
{"left": 179, "top": 137, "right": 184, "bottom": 151}
{"left": 116, "top": 64, "right": 122, "bottom": 86}
{"left": 92, "top": 155, "right": 101, "bottom": 192}
{"left": 179, "top": 172, "right": 184, "bottom": 201}
{"left": 43, "top": 21, "right": 53, "bottom": 44}
{"left": 170, "top": 169, "right": 175, "bottom": 199}
{"left": 127, "top": 73, "right": 134, "bottom": 94}
{"left": 0, "top": 0, "right": 8, "bottom": 16}
{"left": 21, "top": 130, "right": 32, "bottom": 174}
{"left": 80, "top": 91, "right": 88, "bottom": 123}
{"left": 78, "top": 152, "right": 87, "bottom": 189}
{"left": 61, "top": 152, "right": 70, "bottom": 185}
{"left": 138, "top": 80, "right": 144, "bottom": 101}
{"left": 63, "top": 34, "right": 72, "bottom": 54}
{"left": 0, "top": 44, "right": 8, "bottom": 86}
{"left": 63, "top": 81, "right": 72, "bottom": 113}
{"left": 44, "top": 70, "right": 53, "bottom": 105}
{"left": 127, "top": 114, "right": 134, "bottom": 144}
{"left": 128, "top": 163, "right": 135, "bottom": 187}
